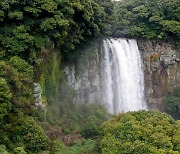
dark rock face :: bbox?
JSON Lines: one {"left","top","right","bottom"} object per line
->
{"left": 63, "top": 39, "right": 102, "bottom": 104}
{"left": 64, "top": 57, "right": 101, "bottom": 104}
{"left": 138, "top": 40, "right": 180, "bottom": 111}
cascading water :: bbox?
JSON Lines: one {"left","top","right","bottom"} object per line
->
{"left": 101, "top": 38, "right": 147, "bottom": 114}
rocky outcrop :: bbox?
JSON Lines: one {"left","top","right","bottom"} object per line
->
{"left": 64, "top": 59, "right": 101, "bottom": 104}
{"left": 34, "top": 83, "right": 45, "bottom": 109}
{"left": 34, "top": 83, "right": 43, "bottom": 107}
{"left": 63, "top": 39, "right": 102, "bottom": 104}
{"left": 138, "top": 40, "right": 180, "bottom": 111}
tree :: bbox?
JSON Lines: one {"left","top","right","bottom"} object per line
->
{"left": 0, "top": 0, "right": 112, "bottom": 62}
{"left": 0, "top": 56, "right": 33, "bottom": 114}
{"left": 100, "top": 111, "right": 180, "bottom": 154}
{"left": 114, "top": 0, "right": 180, "bottom": 45}
{"left": 0, "top": 78, "right": 12, "bottom": 119}
{"left": 0, "top": 57, "right": 49, "bottom": 152}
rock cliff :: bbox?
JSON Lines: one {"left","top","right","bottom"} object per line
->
{"left": 64, "top": 39, "right": 180, "bottom": 111}
{"left": 64, "top": 39, "right": 102, "bottom": 104}
{"left": 138, "top": 40, "right": 180, "bottom": 111}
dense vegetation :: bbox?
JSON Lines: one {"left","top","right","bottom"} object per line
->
{"left": 0, "top": 56, "right": 49, "bottom": 152}
{"left": 165, "top": 86, "right": 180, "bottom": 120}
{"left": 0, "top": 0, "right": 113, "bottom": 62}
{"left": 100, "top": 111, "right": 180, "bottom": 154}
{"left": 114, "top": 0, "right": 180, "bottom": 47}
{"left": 0, "top": 0, "right": 179, "bottom": 153}
{"left": 0, "top": 0, "right": 111, "bottom": 153}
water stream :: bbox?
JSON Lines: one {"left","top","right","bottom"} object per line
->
{"left": 101, "top": 38, "right": 147, "bottom": 114}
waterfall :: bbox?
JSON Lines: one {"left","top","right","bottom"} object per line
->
{"left": 101, "top": 38, "right": 147, "bottom": 114}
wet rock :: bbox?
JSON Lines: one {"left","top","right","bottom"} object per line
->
{"left": 63, "top": 47, "right": 101, "bottom": 104}
{"left": 138, "top": 40, "right": 180, "bottom": 111}
{"left": 34, "top": 83, "right": 45, "bottom": 109}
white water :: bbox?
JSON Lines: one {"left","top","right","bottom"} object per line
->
{"left": 101, "top": 38, "right": 147, "bottom": 114}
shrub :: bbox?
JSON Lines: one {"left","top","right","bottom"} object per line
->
{"left": 100, "top": 111, "right": 180, "bottom": 154}
{"left": 0, "top": 77, "right": 12, "bottom": 119}
{"left": 0, "top": 115, "right": 49, "bottom": 153}
{"left": 0, "top": 145, "right": 9, "bottom": 154}
{"left": 165, "top": 86, "right": 180, "bottom": 119}
{"left": 0, "top": 56, "right": 33, "bottom": 114}
{"left": 14, "top": 147, "right": 27, "bottom": 154}
{"left": 50, "top": 140, "right": 69, "bottom": 154}
{"left": 69, "top": 139, "right": 96, "bottom": 154}
{"left": 58, "top": 103, "right": 109, "bottom": 138}
{"left": 19, "top": 117, "right": 49, "bottom": 152}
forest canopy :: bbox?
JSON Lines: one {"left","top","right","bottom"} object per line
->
{"left": 0, "top": 0, "right": 112, "bottom": 62}
{"left": 113, "top": 0, "right": 180, "bottom": 47}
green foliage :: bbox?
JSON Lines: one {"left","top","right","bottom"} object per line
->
{"left": 2, "top": 0, "right": 180, "bottom": 153}
{"left": 0, "top": 78, "right": 12, "bottom": 119}
{"left": 0, "top": 57, "right": 50, "bottom": 153}
{"left": 39, "top": 51, "right": 61, "bottom": 105}
{"left": 34, "top": 107, "right": 46, "bottom": 122}
{"left": 50, "top": 140, "right": 69, "bottom": 154}
{"left": 69, "top": 139, "right": 96, "bottom": 154}
{"left": 0, "top": 0, "right": 112, "bottom": 153}
{"left": 79, "top": 105, "right": 109, "bottom": 139}
{"left": 0, "top": 0, "right": 111, "bottom": 62}
{"left": 80, "top": 115, "right": 102, "bottom": 138}
{"left": 0, "top": 25, "right": 34, "bottom": 59}
{"left": 0, "top": 56, "right": 34, "bottom": 145}
{"left": 1, "top": 115, "right": 49, "bottom": 153}
{"left": 0, "top": 145, "right": 9, "bottom": 154}
{"left": 58, "top": 103, "right": 109, "bottom": 138}
{"left": 100, "top": 111, "right": 180, "bottom": 154}
{"left": 165, "top": 86, "right": 180, "bottom": 119}
{"left": 14, "top": 147, "right": 27, "bottom": 154}
{"left": 44, "top": 70, "right": 109, "bottom": 137}
{"left": 34, "top": 50, "right": 62, "bottom": 124}
{"left": 45, "top": 72, "right": 76, "bottom": 125}
{"left": 17, "top": 116, "right": 49, "bottom": 152}
{"left": 114, "top": 0, "right": 180, "bottom": 46}
{"left": 0, "top": 56, "right": 33, "bottom": 114}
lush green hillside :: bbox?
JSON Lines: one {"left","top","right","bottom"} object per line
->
{"left": 0, "top": 0, "right": 179, "bottom": 153}
{"left": 0, "top": 0, "right": 112, "bottom": 153}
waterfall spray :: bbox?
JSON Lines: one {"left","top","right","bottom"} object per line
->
{"left": 101, "top": 38, "right": 147, "bottom": 114}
